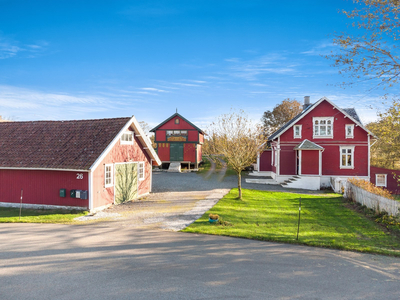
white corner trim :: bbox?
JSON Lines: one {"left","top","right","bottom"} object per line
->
{"left": 89, "top": 170, "right": 94, "bottom": 211}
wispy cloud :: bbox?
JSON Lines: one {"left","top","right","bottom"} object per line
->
{"left": 0, "top": 34, "right": 49, "bottom": 59}
{"left": 225, "top": 53, "right": 299, "bottom": 80}
{"left": 0, "top": 85, "right": 109, "bottom": 120}
{"left": 301, "top": 40, "right": 335, "bottom": 56}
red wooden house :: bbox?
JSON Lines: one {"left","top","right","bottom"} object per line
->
{"left": 249, "top": 96, "right": 376, "bottom": 190}
{"left": 0, "top": 116, "right": 161, "bottom": 211}
{"left": 150, "top": 113, "right": 204, "bottom": 169}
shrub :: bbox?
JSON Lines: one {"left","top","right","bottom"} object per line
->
{"left": 348, "top": 178, "right": 394, "bottom": 200}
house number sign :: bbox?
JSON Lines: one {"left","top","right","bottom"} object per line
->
{"left": 76, "top": 173, "right": 84, "bottom": 179}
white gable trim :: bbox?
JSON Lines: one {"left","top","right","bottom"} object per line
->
{"left": 269, "top": 97, "right": 376, "bottom": 140}
{"left": 90, "top": 116, "right": 161, "bottom": 172}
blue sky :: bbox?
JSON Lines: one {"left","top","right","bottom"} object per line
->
{"left": 0, "top": 0, "right": 388, "bottom": 129}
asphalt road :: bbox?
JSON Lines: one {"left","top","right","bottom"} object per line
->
{"left": 1, "top": 223, "right": 400, "bottom": 300}
{"left": 1, "top": 171, "right": 400, "bottom": 299}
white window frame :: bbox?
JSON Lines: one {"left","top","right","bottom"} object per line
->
{"left": 340, "top": 146, "right": 355, "bottom": 169}
{"left": 345, "top": 124, "right": 354, "bottom": 139}
{"left": 104, "top": 164, "right": 113, "bottom": 187}
{"left": 313, "top": 117, "right": 334, "bottom": 139}
{"left": 138, "top": 162, "right": 145, "bottom": 181}
{"left": 375, "top": 174, "right": 387, "bottom": 187}
{"left": 120, "top": 132, "right": 134, "bottom": 145}
{"left": 293, "top": 125, "right": 302, "bottom": 139}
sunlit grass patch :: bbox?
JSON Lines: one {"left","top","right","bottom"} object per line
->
{"left": 0, "top": 207, "right": 87, "bottom": 224}
{"left": 183, "top": 189, "right": 400, "bottom": 256}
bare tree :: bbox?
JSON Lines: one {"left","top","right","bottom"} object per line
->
{"left": 207, "top": 110, "right": 265, "bottom": 199}
{"left": 326, "top": 0, "right": 400, "bottom": 90}
{"left": 261, "top": 99, "right": 302, "bottom": 136}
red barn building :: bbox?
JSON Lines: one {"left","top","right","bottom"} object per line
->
{"left": 249, "top": 97, "right": 376, "bottom": 190}
{"left": 150, "top": 113, "right": 204, "bottom": 169}
{"left": 0, "top": 117, "right": 161, "bottom": 211}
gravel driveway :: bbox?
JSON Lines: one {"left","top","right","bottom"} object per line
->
{"left": 85, "top": 170, "right": 322, "bottom": 230}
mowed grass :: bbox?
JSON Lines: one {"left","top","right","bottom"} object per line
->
{"left": 0, "top": 207, "right": 87, "bottom": 223}
{"left": 183, "top": 189, "right": 400, "bottom": 256}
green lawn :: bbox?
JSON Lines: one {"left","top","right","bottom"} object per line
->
{"left": 0, "top": 207, "right": 87, "bottom": 223}
{"left": 183, "top": 189, "right": 400, "bottom": 256}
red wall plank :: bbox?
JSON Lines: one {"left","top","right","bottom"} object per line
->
{"left": 0, "top": 169, "right": 89, "bottom": 208}
{"left": 280, "top": 146, "right": 296, "bottom": 175}
{"left": 259, "top": 150, "right": 272, "bottom": 171}
{"left": 156, "top": 130, "right": 166, "bottom": 141}
{"left": 184, "top": 143, "right": 196, "bottom": 162}
{"left": 157, "top": 116, "right": 197, "bottom": 130}
{"left": 301, "top": 150, "right": 319, "bottom": 175}
{"left": 370, "top": 166, "right": 400, "bottom": 194}
{"left": 188, "top": 130, "right": 198, "bottom": 142}
{"left": 157, "top": 143, "right": 170, "bottom": 161}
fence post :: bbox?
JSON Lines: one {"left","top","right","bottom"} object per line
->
{"left": 296, "top": 197, "right": 301, "bottom": 240}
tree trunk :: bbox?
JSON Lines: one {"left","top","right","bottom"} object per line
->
{"left": 237, "top": 171, "right": 242, "bottom": 200}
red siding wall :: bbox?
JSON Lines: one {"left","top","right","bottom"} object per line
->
{"left": 280, "top": 145, "right": 296, "bottom": 175}
{"left": 184, "top": 143, "right": 196, "bottom": 162}
{"left": 197, "top": 144, "right": 202, "bottom": 163}
{"left": 157, "top": 116, "right": 196, "bottom": 130}
{"left": 321, "top": 145, "right": 368, "bottom": 176}
{"left": 301, "top": 150, "right": 319, "bottom": 175}
{"left": 0, "top": 169, "right": 89, "bottom": 208}
{"left": 199, "top": 133, "right": 204, "bottom": 143}
{"left": 370, "top": 166, "right": 400, "bottom": 194}
{"left": 157, "top": 143, "right": 170, "bottom": 161}
{"left": 188, "top": 130, "right": 198, "bottom": 142}
{"left": 156, "top": 130, "right": 166, "bottom": 141}
{"left": 92, "top": 130, "right": 152, "bottom": 209}
{"left": 259, "top": 150, "right": 272, "bottom": 171}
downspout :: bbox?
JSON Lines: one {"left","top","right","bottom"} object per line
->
{"left": 368, "top": 135, "right": 370, "bottom": 180}
{"left": 88, "top": 170, "right": 94, "bottom": 211}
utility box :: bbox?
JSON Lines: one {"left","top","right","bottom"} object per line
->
{"left": 59, "top": 189, "right": 66, "bottom": 198}
{"left": 70, "top": 189, "right": 76, "bottom": 198}
{"left": 80, "top": 190, "right": 88, "bottom": 200}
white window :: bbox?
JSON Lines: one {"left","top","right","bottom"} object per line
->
{"left": 340, "top": 146, "right": 354, "bottom": 169}
{"left": 121, "top": 132, "right": 134, "bottom": 145}
{"left": 105, "top": 164, "right": 113, "bottom": 187}
{"left": 138, "top": 162, "right": 145, "bottom": 181}
{"left": 345, "top": 124, "right": 354, "bottom": 138}
{"left": 376, "top": 174, "right": 387, "bottom": 187}
{"left": 313, "top": 117, "right": 334, "bottom": 138}
{"left": 293, "top": 125, "right": 302, "bottom": 139}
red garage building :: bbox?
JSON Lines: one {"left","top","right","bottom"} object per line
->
{"left": 150, "top": 112, "right": 204, "bottom": 170}
{"left": 0, "top": 116, "right": 161, "bottom": 211}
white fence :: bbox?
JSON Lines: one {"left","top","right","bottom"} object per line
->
{"left": 345, "top": 182, "right": 400, "bottom": 216}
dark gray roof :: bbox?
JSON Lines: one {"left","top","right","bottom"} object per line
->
{"left": 343, "top": 108, "right": 362, "bottom": 124}
{"left": 294, "top": 139, "right": 324, "bottom": 150}
{"left": 268, "top": 102, "right": 316, "bottom": 140}
{"left": 268, "top": 98, "right": 365, "bottom": 141}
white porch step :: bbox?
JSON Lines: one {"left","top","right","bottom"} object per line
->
{"left": 281, "top": 176, "right": 320, "bottom": 190}
{"left": 245, "top": 178, "right": 280, "bottom": 185}
{"left": 168, "top": 162, "right": 181, "bottom": 173}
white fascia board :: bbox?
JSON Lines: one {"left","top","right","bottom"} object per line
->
{"left": 89, "top": 116, "right": 136, "bottom": 172}
{"left": 89, "top": 116, "right": 162, "bottom": 172}
{"left": 130, "top": 116, "right": 162, "bottom": 166}
{"left": 0, "top": 167, "right": 89, "bottom": 172}
{"left": 271, "top": 97, "right": 376, "bottom": 140}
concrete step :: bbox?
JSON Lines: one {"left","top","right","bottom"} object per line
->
{"left": 167, "top": 162, "right": 181, "bottom": 173}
